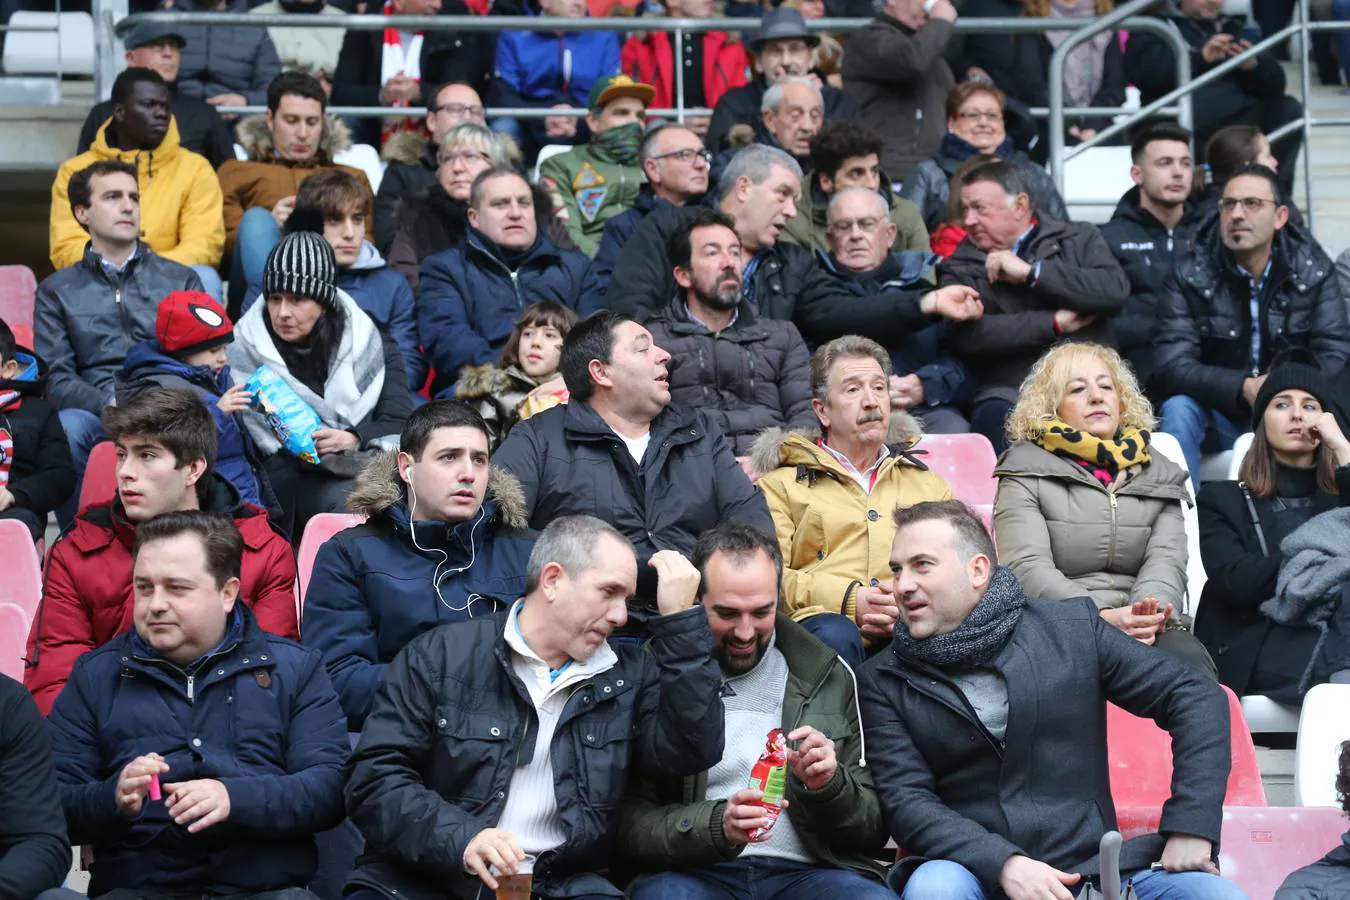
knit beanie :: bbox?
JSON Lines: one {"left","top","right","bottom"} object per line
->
{"left": 156, "top": 290, "right": 234, "bottom": 357}
{"left": 262, "top": 232, "right": 338, "bottom": 308}
{"left": 1251, "top": 361, "right": 1336, "bottom": 431}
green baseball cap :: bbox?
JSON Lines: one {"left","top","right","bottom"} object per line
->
{"left": 587, "top": 74, "right": 656, "bottom": 112}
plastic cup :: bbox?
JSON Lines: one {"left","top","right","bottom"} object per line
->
{"left": 490, "top": 853, "right": 535, "bottom": 900}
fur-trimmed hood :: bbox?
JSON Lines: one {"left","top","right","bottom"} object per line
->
{"left": 381, "top": 129, "right": 435, "bottom": 167}
{"left": 453, "top": 363, "right": 538, "bottom": 401}
{"left": 235, "top": 112, "right": 353, "bottom": 163}
{"left": 749, "top": 409, "right": 924, "bottom": 478}
{"left": 345, "top": 449, "right": 529, "bottom": 529}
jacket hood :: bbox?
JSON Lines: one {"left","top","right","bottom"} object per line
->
{"left": 91, "top": 117, "right": 184, "bottom": 169}
{"left": 749, "top": 410, "right": 924, "bottom": 477}
{"left": 1108, "top": 185, "right": 1203, "bottom": 232}
{"left": 382, "top": 129, "right": 435, "bottom": 167}
{"left": 347, "top": 240, "right": 386, "bottom": 272}
{"left": 120, "top": 339, "right": 225, "bottom": 390}
{"left": 453, "top": 363, "right": 538, "bottom": 400}
{"left": 0, "top": 348, "right": 47, "bottom": 396}
{"left": 818, "top": 248, "right": 935, "bottom": 290}
{"left": 345, "top": 449, "right": 530, "bottom": 529}
{"left": 994, "top": 438, "right": 1192, "bottom": 503}
{"left": 235, "top": 112, "right": 353, "bottom": 163}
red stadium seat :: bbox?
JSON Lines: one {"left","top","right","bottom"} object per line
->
{"left": 0, "top": 264, "right": 37, "bottom": 334}
{"left": 77, "top": 441, "right": 119, "bottom": 514}
{"left": 0, "top": 519, "right": 43, "bottom": 680}
{"left": 295, "top": 513, "right": 366, "bottom": 626}
{"left": 915, "top": 433, "right": 998, "bottom": 526}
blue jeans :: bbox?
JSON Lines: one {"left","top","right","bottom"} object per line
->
{"left": 56, "top": 407, "right": 109, "bottom": 528}
{"left": 899, "top": 860, "right": 1248, "bottom": 900}
{"left": 631, "top": 857, "right": 896, "bottom": 900}
{"left": 234, "top": 206, "right": 281, "bottom": 295}
{"left": 1159, "top": 395, "right": 1244, "bottom": 491}
{"left": 970, "top": 397, "right": 1014, "bottom": 455}
{"left": 799, "top": 612, "right": 865, "bottom": 669}
{"left": 191, "top": 264, "right": 223, "bottom": 301}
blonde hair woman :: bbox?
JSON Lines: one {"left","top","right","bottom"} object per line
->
{"left": 994, "top": 342, "right": 1216, "bottom": 674}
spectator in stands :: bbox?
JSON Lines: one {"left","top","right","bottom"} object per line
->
{"left": 418, "top": 168, "right": 592, "bottom": 395}
{"left": 454, "top": 301, "right": 576, "bottom": 447}
{"left": 0, "top": 675, "right": 79, "bottom": 900}
{"left": 1155, "top": 164, "right": 1350, "bottom": 487}
{"left": 939, "top": 160, "right": 1129, "bottom": 454}
{"left": 1126, "top": 0, "right": 1303, "bottom": 197}
{"left": 995, "top": 342, "right": 1217, "bottom": 675}
{"left": 219, "top": 71, "right": 373, "bottom": 305}
{"left": 1100, "top": 123, "right": 1205, "bottom": 395}
{"left": 619, "top": 521, "right": 893, "bottom": 900}
{"left": 605, "top": 144, "right": 985, "bottom": 348}
{"left": 343, "top": 515, "right": 725, "bottom": 900}
{"left": 782, "top": 120, "right": 929, "bottom": 254}
{"left": 860, "top": 500, "right": 1240, "bottom": 900}
{"left": 331, "top": 0, "right": 495, "bottom": 148}
{"left": 821, "top": 190, "right": 971, "bottom": 434}
{"left": 1275, "top": 741, "right": 1350, "bottom": 899}
{"left": 644, "top": 208, "right": 815, "bottom": 459}
{"left": 38, "top": 159, "right": 205, "bottom": 525}
{"left": 928, "top": 153, "right": 1001, "bottom": 259}
{"left": 900, "top": 82, "right": 1068, "bottom": 234}
{"left": 249, "top": 0, "right": 346, "bottom": 87}
{"left": 302, "top": 401, "right": 537, "bottom": 731}
{"left": 752, "top": 335, "right": 954, "bottom": 665}
{"left": 46, "top": 510, "right": 348, "bottom": 900}
{"left": 78, "top": 23, "right": 235, "bottom": 169}
{"left": 581, "top": 124, "right": 710, "bottom": 307}
{"left": 167, "top": 0, "right": 284, "bottom": 111}
{"left": 1019, "top": 0, "right": 1128, "bottom": 146}
{"left": 735, "top": 76, "right": 825, "bottom": 176}
{"left": 230, "top": 232, "right": 414, "bottom": 540}
{"left": 117, "top": 291, "right": 266, "bottom": 511}
{"left": 707, "top": 8, "right": 862, "bottom": 152}
{"left": 0, "top": 319, "right": 75, "bottom": 542}
{"left": 23, "top": 388, "right": 297, "bottom": 715}
{"left": 494, "top": 311, "right": 774, "bottom": 618}
{"left": 538, "top": 74, "right": 655, "bottom": 257}
{"left": 842, "top": 0, "right": 957, "bottom": 179}
{"left": 1195, "top": 362, "right": 1350, "bottom": 702}
{"left": 1202, "top": 124, "right": 1305, "bottom": 225}
{"left": 52, "top": 68, "right": 225, "bottom": 296}
{"left": 620, "top": 0, "right": 751, "bottom": 138}
{"left": 374, "top": 81, "right": 486, "bottom": 251}
{"left": 488, "top": 0, "right": 621, "bottom": 158}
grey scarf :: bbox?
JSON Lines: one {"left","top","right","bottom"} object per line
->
{"left": 1262, "top": 507, "right": 1350, "bottom": 692}
{"left": 1046, "top": 0, "right": 1111, "bottom": 109}
{"left": 892, "top": 565, "right": 1027, "bottom": 669}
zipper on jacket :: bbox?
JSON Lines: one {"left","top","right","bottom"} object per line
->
{"left": 1106, "top": 491, "right": 1118, "bottom": 571}
{"left": 187, "top": 674, "right": 195, "bottom": 704}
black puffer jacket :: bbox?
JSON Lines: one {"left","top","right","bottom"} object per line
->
{"left": 1276, "top": 832, "right": 1350, "bottom": 900}
{"left": 492, "top": 399, "right": 774, "bottom": 613}
{"left": 34, "top": 243, "right": 202, "bottom": 414}
{"left": 373, "top": 131, "right": 437, "bottom": 254}
{"left": 345, "top": 606, "right": 726, "bottom": 900}
{"left": 900, "top": 145, "right": 1068, "bottom": 233}
{"left": 1154, "top": 218, "right": 1350, "bottom": 418}
{"left": 171, "top": 0, "right": 282, "bottom": 106}
{"left": 644, "top": 296, "right": 815, "bottom": 455}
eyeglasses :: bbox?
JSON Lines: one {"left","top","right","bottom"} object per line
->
{"left": 430, "top": 102, "right": 485, "bottom": 120}
{"left": 1219, "top": 196, "right": 1279, "bottom": 214}
{"left": 828, "top": 216, "right": 884, "bottom": 236}
{"left": 439, "top": 150, "right": 491, "bottom": 166}
{"left": 958, "top": 110, "right": 1003, "bottom": 122}
{"left": 650, "top": 148, "right": 713, "bottom": 166}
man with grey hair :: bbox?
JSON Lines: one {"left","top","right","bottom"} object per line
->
{"left": 605, "top": 143, "right": 984, "bottom": 350}
{"left": 822, "top": 188, "right": 971, "bottom": 434}
{"left": 344, "top": 515, "right": 725, "bottom": 900}
{"left": 760, "top": 77, "right": 824, "bottom": 163}
{"left": 938, "top": 159, "right": 1128, "bottom": 453}
{"left": 751, "top": 335, "right": 955, "bottom": 666}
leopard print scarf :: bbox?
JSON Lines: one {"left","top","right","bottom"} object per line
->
{"left": 1035, "top": 418, "right": 1151, "bottom": 488}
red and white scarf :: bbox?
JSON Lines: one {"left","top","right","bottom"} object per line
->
{"left": 0, "top": 425, "right": 13, "bottom": 491}
{"left": 381, "top": 0, "right": 424, "bottom": 146}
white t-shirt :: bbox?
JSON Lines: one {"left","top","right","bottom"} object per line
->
{"left": 616, "top": 430, "right": 651, "bottom": 464}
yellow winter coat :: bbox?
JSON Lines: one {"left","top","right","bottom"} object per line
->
{"left": 752, "top": 411, "right": 954, "bottom": 625}
{"left": 50, "top": 117, "right": 224, "bottom": 271}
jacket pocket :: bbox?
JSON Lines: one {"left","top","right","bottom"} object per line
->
{"left": 432, "top": 704, "right": 514, "bottom": 809}
{"left": 575, "top": 713, "right": 635, "bottom": 811}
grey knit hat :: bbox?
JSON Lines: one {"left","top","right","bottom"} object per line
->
{"left": 262, "top": 232, "right": 337, "bottom": 308}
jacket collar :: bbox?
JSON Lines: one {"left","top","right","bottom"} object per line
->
{"left": 818, "top": 248, "right": 936, "bottom": 291}
{"left": 235, "top": 112, "right": 352, "bottom": 165}
{"left": 1182, "top": 216, "right": 1331, "bottom": 295}
{"left": 749, "top": 414, "right": 926, "bottom": 480}
{"left": 561, "top": 398, "right": 700, "bottom": 447}
{"left": 114, "top": 605, "right": 278, "bottom": 700}
{"left": 346, "top": 449, "right": 531, "bottom": 529}
{"left": 656, "top": 293, "right": 765, "bottom": 339}
{"left": 1108, "top": 185, "right": 1203, "bottom": 234}
{"left": 80, "top": 241, "right": 148, "bottom": 278}
{"left": 71, "top": 473, "right": 262, "bottom": 554}
{"left": 994, "top": 439, "right": 1192, "bottom": 504}
{"left": 90, "top": 118, "right": 184, "bottom": 169}
{"left": 465, "top": 228, "right": 562, "bottom": 272}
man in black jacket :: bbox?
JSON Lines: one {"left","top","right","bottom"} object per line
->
{"left": 344, "top": 515, "right": 725, "bottom": 900}
{"left": 493, "top": 310, "right": 776, "bottom": 619}
{"left": 938, "top": 160, "right": 1129, "bottom": 452}
{"left": 1155, "top": 163, "right": 1350, "bottom": 486}
{"left": 1099, "top": 123, "right": 1207, "bottom": 396}
{"left": 604, "top": 143, "right": 984, "bottom": 349}
{"left": 860, "top": 500, "right": 1239, "bottom": 900}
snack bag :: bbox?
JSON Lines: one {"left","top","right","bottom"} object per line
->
{"left": 746, "top": 728, "right": 788, "bottom": 840}
{"left": 244, "top": 365, "right": 322, "bottom": 465}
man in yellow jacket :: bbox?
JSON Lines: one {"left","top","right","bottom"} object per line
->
{"left": 751, "top": 334, "right": 953, "bottom": 667}
{"left": 50, "top": 68, "right": 224, "bottom": 297}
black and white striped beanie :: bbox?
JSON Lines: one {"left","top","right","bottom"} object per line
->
{"left": 262, "top": 231, "right": 338, "bottom": 308}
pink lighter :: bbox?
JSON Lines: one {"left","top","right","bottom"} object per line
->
{"left": 149, "top": 773, "right": 161, "bottom": 801}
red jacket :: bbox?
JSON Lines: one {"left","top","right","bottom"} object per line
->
{"left": 24, "top": 475, "right": 298, "bottom": 715}
{"left": 621, "top": 30, "right": 750, "bottom": 112}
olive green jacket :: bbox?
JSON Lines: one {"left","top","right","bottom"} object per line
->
{"left": 780, "top": 175, "right": 930, "bottom": 255}
{"left": 537, "top": 143, "right": 645, "bottom": 256}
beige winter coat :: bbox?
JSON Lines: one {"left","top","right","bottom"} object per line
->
{"left": 993, "top": 439, "right": 1191, "bottom": 611}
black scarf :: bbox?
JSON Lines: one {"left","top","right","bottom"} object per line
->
{"left": 263, "top": 303, "right": 345, "bottom": 397}
{"left": 891, "top": 565, "right": 1027, "bottom": 669}
{"left": 470, "top": 225, "right": 537, "bottom": 271}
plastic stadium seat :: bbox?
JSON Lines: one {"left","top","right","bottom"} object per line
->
{"left": 0, "top": 519, "right": 43, "bottom": 680}
{"left": 1241, "top": 693, "right": 1301, "bottom": 735}
{"left": 77, "top": 441, "right": 118, "bottom": 514}
{"left": 915, "top": 433, "right": 997, "bottom": 527}
{"left": 10, "top": 323, "right": 34, "bottom": 352}
{"left": 1148, "top": 432, "right": 1206, "bottom": 612}
{"left": 1106, "top": 685, "right": 1266, "bottom": 824}
{"left": 1228, "top": 432, "right": 1254, "bottom": 479}
{"left": 1, "top": 11, "right": 94, "bottom": 76}
{"left": 1061, "top": 146, "right": 1135, "bottom": 224}
{"left": 296, "top": 513, "right": 366, "bottom": 625}
{"left": 0, "top": 264, "right": 37, "bottom": 333}
{"left": 533, "top": 144, "right": 573, "bottom": 183}
{"left": 1294, "top": 683, "right": 1350, "bottom": 806}
{"left": 333, "top": 143, "right": 386, "bottom": 195}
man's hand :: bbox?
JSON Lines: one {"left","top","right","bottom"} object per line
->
{"left": 217, "top": 384, "right": 252, "bottom": 415}
{"left": 720, "top": 788, "right": 783, "bottom": 844}
{"left": 163, "top": 778, "right": 231, "bottom": 832}
{"left": 1231, "top": 38, "right": 1258, "bottom": 68}
{"left": 786, "top": 726, "right": 837, "bottom": 791}
{"left": 1101, "top": 603, "right": 1168, "bottom": 644}
{"left": 312, "top": 428, "right": 359, "bottom": 456}
{"left": 0, "top": 487, "right": 13, "bottom": 512}
{"left": 380, "top": 73, "right": 420, "bottom": 105}
{"left": 116, "top": 753, "right": 170, "bottom": 818}
{"left": 920, "top": 285, "right": 983, "bottom": 321}
{"left": 999, "top": 855, "right": 1082, "bottom": 900}
{"left": 463, "top": 827, "right": 525, "bottom": 890}
{"left": 650, "top": 549, "right": 701, "bottom": 615}
{"left": 545, "top": 104, "right": 578, "bottom": 139}
{"left": 207, "top": 92, "right": 247, "bottom": 110}
{"left": 271, "top": 195, "right": 297, "bottom": 230}
{"left": 854, "top": 585, "right": 900, "bottom": 641}
{"left": 1053, "top": 309, "right": 1096, "bottom": 334}
{"left": 1308, "top": 409, "right": 1350, "bottom": 465}
{"left": 1241, "top": 374, "right": 1268, "bottom": 407}
{"left": 986, "top": 250, "right": 1033, "bottom": 284}
{"left": 1201, "top": 32, "right": 1235, "bottom": 63}
{"left": 889, "top": 373, "right": 924, "bottom": 410}
{"left": 929, "top": 0, "right": 958, "bottom": 21}
{"left": 1161, "top": 835, "right": 1220, "bottom": 875}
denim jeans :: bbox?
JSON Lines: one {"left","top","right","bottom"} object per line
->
{"left": 970, "top": 397, "right": 1015, "bottom": 455}
{"left": 630, "top": 857, "right": 896, "bottom": 900}
{"left": 191, "top": 264, "right": 224, "bottom": 302}
{"left": 234, "top": 206, "right": 281, "bottom": 296}
{"left": 899, "top": 860, "right": 1249, "bottom": 900}
{"left": 1159, "top": 395, "right": 1244, "bottom": 491}
{"left": 799, "top": 612, "right": 865, "bottom": 669}
{"left": 56, "top": 406, "right": 109, "bottom": 528}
